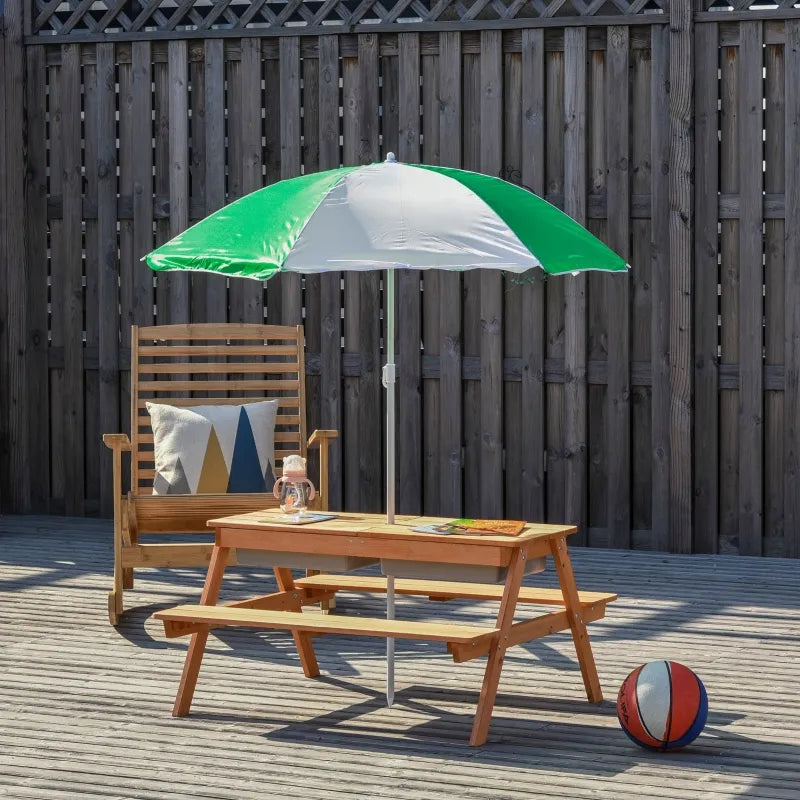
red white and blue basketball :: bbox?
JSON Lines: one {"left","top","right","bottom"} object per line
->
{"left": 617, "top": 661, "right": 708, "bottom": 751}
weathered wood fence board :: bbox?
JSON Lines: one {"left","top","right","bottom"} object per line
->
{"left": 317, "top": 34, "right": 342, "bottom": 511}
{"left": 24, "top": 44, "right": 50, "bottom": 513}
{"left": 4, "top": 0, "right": 28, "bottom": 514}
{"left": 479, "top": 30, "right": 504, "bottom": 521}
{"left": 693, "top": 20, "right": 720, "bottom": 554}
{"left": 545, "top": 44, "right": 565, "bottom": 527}
{"left": 605, "top": 25, "right": 631, "bottom": 550}
{"left": 563, "top": 26, "right": 587, "bottom": 544}
{"left": 503, "top": 45, "right": 523, "bottom": 522}
{"left": 737, "top": 21, "right": 764, "bottom": 556}
{"left": 2, "top": 6, "right": 800, "bottom": 557}
{"left": 586, "top": 46, "right": 606, "bottom": 541}
{"left": 785, "top": 21, "right": 800, "bottom": 560}
{"left": 437, "top": 30, "right": 462, "bottom": 519}
{"left": 650, "top": 23, "right": 670, "bottom": 554}
{"left": 668, "top": 0, "right": 694, "bottom": 555}
{"left": 421, "top": 44, "right": 441, "bottom": 517}
{"left": 764, "top": 38, "right": 785, "bottom": 556}
{"left": 519, "top": 27, "right": 546, "bottom": 526}
{"left": 83, "top": 53, "right": 101, "bottom": 516}
{"left": 630, "top": 36, "right": 651, "bottom": 541}
{"left": 461, "top": 46, "right": 481, "bottom": 520}
{"left": 397, "top": 31, "right": 422, "bottom": 515}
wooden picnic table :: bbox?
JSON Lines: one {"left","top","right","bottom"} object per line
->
{"left": 155, "top": 511, "right": 617, "bottom": 746}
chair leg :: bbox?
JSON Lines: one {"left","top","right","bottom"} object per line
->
{"left": 109, "top": 501, "right": 125, "bottom": 626}
{"left": 108, "top": 549, "right": 124, "bottom": 626}
{"left": 121, "top": 519, "right": 135, "bottom": 590}
{"left": 108, "top": 591, "right": 122, "bottom": 626}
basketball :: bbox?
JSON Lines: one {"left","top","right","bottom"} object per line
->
{"left": 617, "top": 661, "right": 708, "bottom": 751}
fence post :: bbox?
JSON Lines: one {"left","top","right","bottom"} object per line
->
{"left": 1, "top": 0, "right": 30, "bottom": 512}
{"left": 669, "top": 0, "right": 695, "bottom": 552}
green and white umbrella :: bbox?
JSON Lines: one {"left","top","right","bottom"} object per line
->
{"left": 148, "top": 156, "right": 627, "bottom": 279}
{"left": 146, "top": 154, "right": 628, "bottom": 705}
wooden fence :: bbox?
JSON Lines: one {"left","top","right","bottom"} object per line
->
{"left": 1, "top": 0, "right": 799, "bottom": 558}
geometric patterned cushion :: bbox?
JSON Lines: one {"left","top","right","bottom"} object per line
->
{"left": 146, "top": 400, "right": 279, "bottom": 495}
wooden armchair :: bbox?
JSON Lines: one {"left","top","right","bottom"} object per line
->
{"left": 103, "top": 323, "right": 337, "bottom": 625}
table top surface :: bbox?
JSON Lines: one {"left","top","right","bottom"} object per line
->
{"left": 207, "top": 510, "right": 577, "bottom": 548}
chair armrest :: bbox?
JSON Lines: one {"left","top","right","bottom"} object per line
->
{"left": 103, "top": 433, "right": 132, "bottom": 451}
{"left": 307, "top": 429, "right": 338, "bottom": 449}
{"left": 103, "top": 435, "right": 131, "bottom": 535}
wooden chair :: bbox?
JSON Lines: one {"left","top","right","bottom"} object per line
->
{"left": 103, "top": 323, "right": 337, "bottom": 626}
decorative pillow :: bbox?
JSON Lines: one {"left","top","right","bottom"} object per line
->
{"left": 146, "top": 400, "right": 279, "bottom": 495}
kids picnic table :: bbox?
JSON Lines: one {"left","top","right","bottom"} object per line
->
{"left": 155, "top": 511, "right": 617, "bottom": 746}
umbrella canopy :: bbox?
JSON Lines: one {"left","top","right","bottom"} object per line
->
{"left": 146, "top": 159, "right": 628, "bottom": 278}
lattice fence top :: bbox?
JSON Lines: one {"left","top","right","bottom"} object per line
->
{"left": 30, "top": 0, "right": 670, "bottom": 39}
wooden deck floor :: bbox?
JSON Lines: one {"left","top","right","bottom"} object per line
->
{"left": 1, "top": 516, "right": 799, "bottom": 799}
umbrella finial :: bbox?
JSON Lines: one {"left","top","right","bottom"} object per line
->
{"left": 385, "top": 152, "right": 397, "bottom": 163}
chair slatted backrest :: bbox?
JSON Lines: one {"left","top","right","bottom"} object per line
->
{"left": 131, "top": 323, "right": 307, "bottom": 496}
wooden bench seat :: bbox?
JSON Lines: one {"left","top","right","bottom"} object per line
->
{"left": 295, "top": 574, "right": 618, "bottom": 607}
{"left": 155, "top": 604, "right": 497, "bottom": 647}
{"left": 154, "top": 570, "right": 617, "bottom": 667}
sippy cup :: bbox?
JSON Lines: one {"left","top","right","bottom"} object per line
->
{"left": 273, "top": 455, "right": 316, "bottom": 520}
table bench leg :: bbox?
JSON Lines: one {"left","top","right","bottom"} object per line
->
{"left": 550, "top": 535, "right": 603, "bottom": 703}
{"left": 305, "top": 569, "right": 336, "bottom": 614}
{"left": 470, "top": 548, "right": 526, "bottom": 747}
{"left": 173, "top": 545, "right": 229, "bottom": 717}
{"left": 274, "top": 567, "right": 320, "bottom": 678}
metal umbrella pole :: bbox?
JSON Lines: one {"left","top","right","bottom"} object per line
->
{"left": 382, "top": 266, "right": 397, "bottom": 707}
{"left": 384, "top": 267, "right": 396, "bottom": 527}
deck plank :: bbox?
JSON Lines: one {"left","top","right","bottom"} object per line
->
{"left": 0, "top": 516, "right": 798, "bottom": 798}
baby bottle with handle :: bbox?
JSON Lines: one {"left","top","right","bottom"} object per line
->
{"left": 273, "top": 455, "right": 316, "bottom": 520}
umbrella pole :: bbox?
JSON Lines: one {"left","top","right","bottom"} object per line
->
{"left": 386, "top": 574, "right": 395, "bottom": 707}
{"left": 383, "top": 268, "right": 397, "bottom": 707}
{"left": 385, "top": 267, "right": 396, "bottom": 526}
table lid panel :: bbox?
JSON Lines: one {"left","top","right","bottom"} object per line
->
{"left": 208, "top": 511, "right": 576, "bottom": 547}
